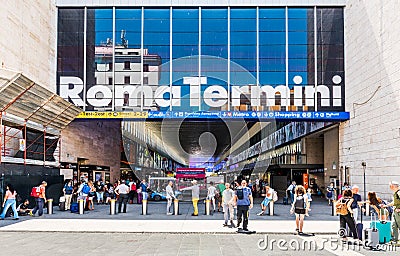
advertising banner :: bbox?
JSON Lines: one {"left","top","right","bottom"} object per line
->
{"left": 176, "top": 168, "right": 206, "bottom": 179}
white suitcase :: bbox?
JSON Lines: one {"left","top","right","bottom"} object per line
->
{"left": 363, "top": 214, "right": 379, "bottom": 250}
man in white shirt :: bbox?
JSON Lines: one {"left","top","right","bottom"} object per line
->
{"left": 115, "top": 180, "right": 130, "bottom": 213}
{"left": 222, "top": 183, "right": 235, "bottom": 228}
{"left": 207, "top": 181, "right": 217, "bottom": 212}
{"left": 166, "top": 181, "right": 176, "bottom": 215}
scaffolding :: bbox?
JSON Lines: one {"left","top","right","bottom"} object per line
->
{"left": 0, "top": 68, "right": 81, "bottom": 167}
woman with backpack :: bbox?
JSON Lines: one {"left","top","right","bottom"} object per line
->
{"left": 290, "top": 185, "right": 309, "bottom": 235}
{"left": 337, "top": 189, "right": 358, "bottom": 242}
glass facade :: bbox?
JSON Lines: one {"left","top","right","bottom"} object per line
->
{"left": 57, "top": 7, "right": 344, "bottom": 113}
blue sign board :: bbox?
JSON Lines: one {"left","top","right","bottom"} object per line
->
{"left": 147, "top": 111, "right": 349, "bottom": 121}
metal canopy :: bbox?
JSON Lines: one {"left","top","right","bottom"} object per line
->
{"left": 0, "top": 69, "right": 81, "bottom": 131}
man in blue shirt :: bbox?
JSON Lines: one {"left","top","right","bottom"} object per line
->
{"left": 234, "top": 180, "right": 253, "bottom": 231}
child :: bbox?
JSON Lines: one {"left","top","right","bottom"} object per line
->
{"left": 306, "top": 188, "right": 312, "bottom": 216}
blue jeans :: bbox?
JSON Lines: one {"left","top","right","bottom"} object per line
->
{"left": 0, "top": 199, "right": 18, "bottom": 219}
{"left": 32, "top": 198, "right": 45, "bottom": 216}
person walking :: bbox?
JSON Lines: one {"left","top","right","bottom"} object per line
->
{"left": 180, "top": 180, "right": 200, "bottom": 216}
{"left": 381, "top": 181, "right": 400, "bottom": 245}
{"left": 95, "top": 180, "right": 105, "bottom": 205}
{"left": 115, "top": 179, "right": 130, "bottom": 213}
{"left": 290, "top": 185, "right": 309, "bottom": 235}
{"left": 216, "top": 180, "right": 225, "bottom": 212}
{"left": 222, "top": 183, "right": 235, "bottom": 227}
{"left": 306, "top": 188, "right": 313, "bottom": 216}
{"left": 32, "top": 181, "right": 47, "bottom": 217}
{"left": 63, "top": 180, "right": 73, "bottom": 211}
{"left": 207, "top": 181, "right": 217, "bottom": 212}
{"left": 326, "top": 182, "right": 336, "bottom": 205}
{"left": 234, "top": 180, "right": 253, "bottom": 231}
{"left": 166, "top": 180, "right": 176, "bottom": 215}
{"left": 336, "top": 189, "right": 358, "bottom": 242}
{"left": 0, "top": 184, "right": 19, "bottom": 220}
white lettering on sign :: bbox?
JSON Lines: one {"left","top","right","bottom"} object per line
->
{"left": 59, "top": 76, "right": 342, "bottom": 108}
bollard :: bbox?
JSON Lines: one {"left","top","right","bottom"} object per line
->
{"left": 78, "top": 199, "right": 84, "bottom": 215}
{"left": 110, "top": 199, "right": 116, "bottom": 215}
{"left": 269, "top": 201, "right": 274, "bottom": 216}
{"left": 47, "top": 199, "right": 53, "bottom": 214}
{"left": 142, "top": 199, "right": 147, "bottom": 215}
{"left": 205, "top": 199, "right": 211, "bottom": 215}
{"left": 173, "top": 199, "right": 179, "bottom": 215}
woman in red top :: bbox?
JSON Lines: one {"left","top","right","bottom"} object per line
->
{"left": 0, "top": 184, "right": 19, "bottom": 220}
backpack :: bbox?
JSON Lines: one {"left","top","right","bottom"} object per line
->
{"left": 335, "top": 199, "right": 349, "bottom": 215}
{"left": 236, "top": 188, "right": 244, "bottom": 200}
{"left": 294, "top": 195, "right": 305, "bottom": 209}
{"left": 272, "top": 191, "right": 278, "bottom": 202}
{"left": 82, "top": 184, "right": 91, "bottom": 194}
{"left": 30, "top": 186, "right": 41, "bottom": 198}
{"left": 130, "top": 183, "right": 136, "bottom": 191}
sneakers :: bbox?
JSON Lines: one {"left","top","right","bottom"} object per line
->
{"left": 166, "top": 212, "right": 173, "bottom": 215}
{"left": 229, "top": 221, "right": 236, "bottom": 228}
{"left": 223, "top": 223, "right": 228, "bottom": 227}
{"left": 257, "top": 211, "right": 264, "bottom": 216}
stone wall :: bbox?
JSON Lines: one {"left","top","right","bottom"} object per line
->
{"left": 0, "top": 0, "right": 56, "bottom": 91}
{"left": 341, "top": 0, "right": 400, "bottom": 199}
{"left": 60, "top": 120, "right": 122, "bottom": 182}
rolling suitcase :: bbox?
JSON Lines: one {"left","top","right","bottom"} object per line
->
{"left": 59, "top": 201, "right": 66, "bottom": 211}
{"left": 370, "top": 221, "right": 391, "bottom": 243}
{"left": 363, "top": 214, "right": 379, "bottom": 250}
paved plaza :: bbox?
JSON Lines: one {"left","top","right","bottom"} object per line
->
{"left": 0, "top": 198, "right": 396, "bottom": 255}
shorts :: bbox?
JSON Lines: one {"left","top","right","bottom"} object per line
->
{"left": 261, "top": 198, "right": 271, "bottom": 207}
{"left": 295, "top": 208, "right": 306, "bottom": 215}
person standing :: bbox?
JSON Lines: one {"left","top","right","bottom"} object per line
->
{"left": 63, "top": 180, "right": 73, "bottom": 211}
{"left": 0, "top": 184, "right": 19, "bottom": 220}
{"left": 180, "top": 180, "right": 200, "bottom": 216}
{"left": 95, "top": 180, "right": 105, "bottom": 205}
{"left": 140, "top": 179, "right": 149, "bottom": 201}
{"left": 350, "top": 185, "right": 362, "bottom": 223}
{"left": 326, "top": 182, "right": 336, "bottom": 205}
{"left": 222, "top": 183, "right": 235, "bottom": 227}
{"left": 32, "top": 181, "right": 47, "bottom": 217}
{"left": 336, "top": 189, "right": 358, "bottom": 242}
{"left": 290, "top": 185, "right": 309, "bottom": 235}
{"left": 207, "top": 181, "right": 217, "bottom": 212}
{"left": 234, "top": 180, "right": 253, "bottom": 231}
{"left": 381, "top": 181, "right": 400, "bottom": 245}
{"left": 115, "top": 180, "right": 130, "bottom": 213}
{"left": 166, "top": 181, "right": 176, "bottom": 215}
{"left": 216, "top": 180, "right": 225, "bottom": 212}
{"left": 286, "top": 181, "right": 296, "bottom": 204}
